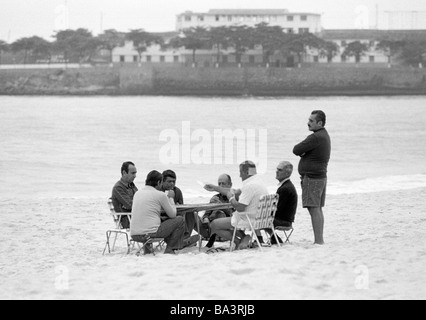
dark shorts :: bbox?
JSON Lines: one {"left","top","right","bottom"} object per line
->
{"left": 301, "top": 176, "right": 327, "bottom": 208}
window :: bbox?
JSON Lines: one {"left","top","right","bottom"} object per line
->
{"left": 228, "top": 16, "right": 232, "bottom": 22}
{"left": 133, "top": 56, "right": 138, "bottom": 62}
{"left": 300, "top": 15, "right": 307, "bottom": 21}
{"left": 185, "top": 15, "right": 191, "bottom": 22}
{"left": 341, "top": 55, "right": 347, "bottom": 63}
{"left": 298, "top": 28, "right": 309, "bottom": 34}
{"left": 313, "top": 55, "right": 319, "bottom": 63}
{"left": 341, "top": 40, "right": 347, "bottom": 47}
{"left": 249, "top": 55, "right": 255, "bottom": 64}
{"left": 215, "top": 15, "right": 220, "bottom": 21}
{"left": 369, "top": 55, "right": 375, "bottom": 63}
{"left": 174, "top": 55, "right": 179, "bottom": 63}
{"left": 197, "top": 15, "right": 204, "bottom": 22}
{"left": 120, "top": 55, "right": 125, "bottom": 62}
{"left": 287, "top": 16, "right": 294, "bottom": 21}
{"left": 146, "top": 55, "right": 151, "bottom": 62}
{"left": 160, "top": 56, "right": 165, "bottom": 62}
{"left": 287, "top": 28, "right": 294, "bottom": 34}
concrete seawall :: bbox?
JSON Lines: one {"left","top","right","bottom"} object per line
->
{"left": 1, "top": 64, "right": 426, "bottom": 96}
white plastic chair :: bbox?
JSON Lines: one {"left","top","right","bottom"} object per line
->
{"left": 230, "top": 194, "right": 281, "bottom": 252}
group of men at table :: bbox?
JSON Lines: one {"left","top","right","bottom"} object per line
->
{"left": 111, "top": 160, "right": 297, "bottom": 254}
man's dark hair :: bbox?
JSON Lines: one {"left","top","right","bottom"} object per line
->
{"left": 121, "top": 161, "right": 135, "bottom": 175}
{"left": 162, "top": 170, "right": 177, "bottom": 181}
{"left": 312, "top": 110, "right": 326, "bottom": 126}
{"left": 146, "top": 170, "right": 163, "bottom": 187}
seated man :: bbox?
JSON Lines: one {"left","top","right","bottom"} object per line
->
{"left": 205, "top": 161, "right": 268, "bottom": 250}
{"left": 130, "top": 170, "right": 185, "bottom": 255}
{"left": 111, "top": 161, "right": 138, "bottom": 229}
{"left": 161, "top": 169, "right": 201, "bottom": 242}
{"left": 161, "top": 170, "right": 184, "bottom": 205}
{"left": 268, "top": 161, "right": 298, "bottom": 244}
{"left": 203, "top": 174, "right": 235, "bottom": 224}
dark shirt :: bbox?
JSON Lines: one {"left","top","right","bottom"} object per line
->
{"left": 111, "top": 179, "right": 138, "bottom": 212}
{"left": 276, "top": 179, "right": 298, "bottom": 224}
{"left": 203, "top": 193, "right": 235, "bottom": 220}
{"left": 161, "top": 186, "right": 184, "bottom": 205}
{"left": 293, "top": 128, "right": 331, "bottom": 179}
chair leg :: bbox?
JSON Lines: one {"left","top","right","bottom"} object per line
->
{"left": 247, "top": 220, "right": 263, "bottom": 252}
{"left": 103, "top": 231, "right": 112, "bottom": 255}
{"left": 230, "top": 227, "right": 238, "bottom": 252}
{"left": 112, "top": 232, "right": 119, "bottom": 252}
{"left": 271, "top": 227, "right": 281, "bottom": 248}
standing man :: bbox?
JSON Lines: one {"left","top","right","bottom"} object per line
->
{"left": 111, "top": 161, "right": 138, "bottom": 229}
{"left": 293, "top": 110, "right": 331, "bottom": 245}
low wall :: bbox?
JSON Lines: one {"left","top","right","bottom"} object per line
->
{"left": 1, "top": 64, "right": 426, "bottom": 96}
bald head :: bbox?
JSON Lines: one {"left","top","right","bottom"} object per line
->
{"left": 276, "top": 161, "right": 293, "bottom": 182}
{"left": 218, "top": 174, "right": 232, "bottom": 188}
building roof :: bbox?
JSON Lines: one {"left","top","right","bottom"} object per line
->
{"left": 207, "top": 9, "right": 289, "bottom": 15}
{"left": 321, "top": 29, "right": 426, "bottom": 41}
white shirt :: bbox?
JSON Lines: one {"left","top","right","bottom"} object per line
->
{"left": 231, "top": 175, "right": 268, "bottom": 228}
{"left": 130, "top": 186, "right": 176, "bottom": 236}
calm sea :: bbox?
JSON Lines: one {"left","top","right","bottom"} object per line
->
{"left": 1, "top": 95, "right": 426, "bottom": 201}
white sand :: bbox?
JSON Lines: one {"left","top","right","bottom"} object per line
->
{"left": 1, "top": 188, "right": 426, "bottom": 300}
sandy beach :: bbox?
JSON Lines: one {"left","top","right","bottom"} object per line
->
{"left": 1, "top": 187, "right": 425, "bottom": 300}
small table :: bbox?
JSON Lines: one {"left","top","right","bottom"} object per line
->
{"left": 175, "top": 203, "right": 234, "bottom": 251}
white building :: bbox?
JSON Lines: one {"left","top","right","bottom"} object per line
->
{"left": 176, "top": 9, "right": 322, "bottom": 34}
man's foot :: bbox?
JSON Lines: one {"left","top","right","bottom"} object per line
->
{"left": 271, "top": 235, "right": 284, "bottom": 245}
{"left": 183, "top": 235, "right": 200, "bottom": 248}
{"left": 237, "top": 235, "right": 252, "bottom": 250}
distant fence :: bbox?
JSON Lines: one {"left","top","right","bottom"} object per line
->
{"left": 0, "top": 64, "right": 92, "bottom": 70}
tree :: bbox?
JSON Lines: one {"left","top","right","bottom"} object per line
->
{"left": 0, "top": 40, "right": 9, "bottom": 65}
{"left": 226, "top": 25, "right": 254, "bottom": 66}
{"left": 376, "top": 40, "right": 405, "bottom": 66}
{"left": 53, "top": 29, "right": 100, "bottom": 64}
{"left": 127, "top": 29, "right": 163, "bottom": 63}
{"left": 281, "top": 33, "right": 325, "bottom": 67}
{"left": 400, "top": 40, "right": 426, "bottom": 67}
{"left": 343, "top": 41, "right": 369, "bottom": 64}
{"left": 253, "top": 23, "right": 285, "bottom": 66}
{"left": 11, "top": 36, "right": 51, "bottom": 64}
{"left": 207, "top": 26, "right": 230, "bottom": 66}
{"left": 319, "top": 41, "right": 340, "bottom": 63}
{"left": 98, "top": 29, "right": 125, "bottom": 63}
{"left": 169, "top": 27, "right": 209, "bottom": 66}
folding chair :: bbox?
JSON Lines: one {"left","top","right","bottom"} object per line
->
{"left": 102, "top": 198, "right": 133, "bottom": 255}
{"left": 230, "top": 194, "right": 281, "bottom": 252}
{"left": 275, "top": 225, "right": 294, "bottom": 244}
{"left": 132, "top": 235, "right": 165, "bottom": 256}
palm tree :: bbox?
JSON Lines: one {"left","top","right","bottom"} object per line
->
{"left": 319, "top": 41, "right": 340, "bottom": 64}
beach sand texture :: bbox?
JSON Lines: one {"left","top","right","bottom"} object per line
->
{"left": 1, "top": 187, "right": 425, "bottom": 300}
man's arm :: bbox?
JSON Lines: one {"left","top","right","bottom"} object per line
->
{"left": 204, "top": 185, "right": 242, "bottom": 200}
{"left": 293, "top": 134, "right": 319, "bottom": 157}
{"left": 160, "top": 193, "right": 177, "bottom": 218}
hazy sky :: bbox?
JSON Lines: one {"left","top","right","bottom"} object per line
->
{"left": 1, "top": 0, "right": 425, "bottom": 42}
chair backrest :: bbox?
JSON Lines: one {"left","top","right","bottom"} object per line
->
{"left": 253, "top": 194, "right": 279, "bottom": 230}
{"left": 108, "top": 198, "right": 122, "bottom": 228}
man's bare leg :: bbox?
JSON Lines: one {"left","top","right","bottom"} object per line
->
{"left": 308, "top": 207, "right": 325, "bottom": 245}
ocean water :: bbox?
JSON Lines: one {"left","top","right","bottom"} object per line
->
{"left": 1, "top": 95, "right": 426, "bottom": 201}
